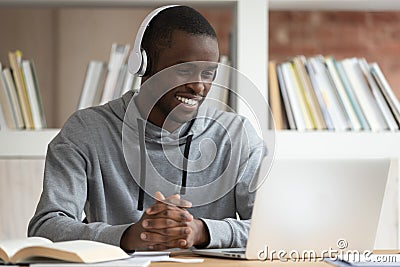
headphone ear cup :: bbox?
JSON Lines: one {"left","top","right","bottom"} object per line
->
{"left": 142, "top": 49, "right": 152, "bottom": 77}
{"left": 128, "top": 49, "right": 141, "bottom": 75}
{"left": 137, "top": 49, "right": 148, "bottom": 77}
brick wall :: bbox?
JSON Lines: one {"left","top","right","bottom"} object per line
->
{"left": 269, "top": 11, "right": 400, "bottom": 99}
{"left": 199, "top": 8, "right": 233, "bottom": 57}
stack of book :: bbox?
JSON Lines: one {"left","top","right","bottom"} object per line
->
{"left": 77, "top": 43, "right": 141, "bottom": 110}
{"left": 269, "top": 55, "right": 400, "bottom": 131}
{"left": 0, "top": 51, "right": 46, "bottom": 130}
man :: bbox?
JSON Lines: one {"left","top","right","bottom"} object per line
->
{"left": 28, "top": 6, "right": 266, "bottom": 251}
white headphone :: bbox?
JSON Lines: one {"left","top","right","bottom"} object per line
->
{"left": 128, "top": 5, "right": 179, "bottom": 77}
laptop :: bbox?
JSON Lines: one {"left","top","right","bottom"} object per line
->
{"left": 192, "top": 158, "right": 391, "bottom": 260}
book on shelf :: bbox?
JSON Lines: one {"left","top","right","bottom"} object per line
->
{"left": 304, "top": 59, "right": 334, "bottom": 131}
{"left": 371, "top": 62, "right": 400, "bottom": 126}
{"left": 268, "top": 61, "right": 284, "bottom": 130}
{"left": 309, "top": 56, "right": 351, "bottom": 131}
{"left": 21, "top": 60, "right": 46, "bottom": 129}
{"left": 0, "top": 93, "right": 6, "bottom": 130}
{"left": 289, "top": 61, "right": 316, "bottom": 130}
{"left": 113, "top": 64, "right": 128, "bottom": 100}
{"left": 341, "top": 58, "right": 388, "bottom": 132}
{"left": 78, "top": 60, "right": 107, "bottom": 110}
{"left": 99, "top": 43, "right": 130, "bottom": 105}
{"left": 280, "top": 62, "right": 307, "bottom": 131}
{"left": 292, "top": 55, "right": 326, "bottom": 130}
{"left": 324, "top": 56, "right": 362, "bottom": 131}
{"left": 276, "top": 63, "right": 296, "bottom": 130}
{"left": 0, "top": 63, "right": 18, "bottom": 129}
{"left": 0, "top": 236, "right": 130, "bottom": 265}
{"left": 8, "top": 50, "right": 34, "bottom": 129}
{"left": 358, "top": 58, "right": 398, "bottom": 131}
{"left": 334, "top": 59, "right": 370, "bottom": 131}
{"left": 1, "top": 67, "right": 24, "bottom": 129}
{"left": 269, "top": 55, "right": 399, "bottom": 132}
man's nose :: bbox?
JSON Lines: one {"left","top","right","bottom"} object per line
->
{"left": 186, "top": 82, "right": 205, "bottom": 95}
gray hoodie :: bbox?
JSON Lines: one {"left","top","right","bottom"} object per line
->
{"left": 28, "top": 90, "right": 266, "bottom": 248}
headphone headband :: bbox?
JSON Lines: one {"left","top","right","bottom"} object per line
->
{"left": 128, "top": 5, "right": 179, "bottom": 76}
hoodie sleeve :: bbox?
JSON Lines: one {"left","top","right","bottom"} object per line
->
{"left": 202, "top": 119, "right": 267, "bottom": 248}
{"left": 27, "top": 112, "right": 131, "bottom": 247}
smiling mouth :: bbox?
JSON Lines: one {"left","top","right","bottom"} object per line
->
{"left": 176, "top": 95, "right": 199, "bottom": 106}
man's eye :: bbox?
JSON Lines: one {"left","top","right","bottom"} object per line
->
{"left": 201, "top": 71, "right": 215, "bottom": 80}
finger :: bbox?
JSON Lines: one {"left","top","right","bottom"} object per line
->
{"left": 142, "top": 218, "right": 190, "bottom": 229}
{"left": 164, "top": 197, "right": 192, "bottom": 208}
{"left": 151, "top": 226, "right": 192, "bottom": 238}
{"left": 138, "top": 241, "right": 169, "bottom": 251}
{"left": 146, "top": 202, "right": 180, "bottom": 215}
{"left": 154, "top": 193, "right": 191, "bottom": 208}
{"left": 145, "top": 206, "right": 193, "bottom": 222}
{"left": 154, "top": 191, "right": 165, "bottom": 202}
{"left": 147, "top": 244, "right": 169, "bottom": 251}
{"left": 166, "top": 194, "right": 181, "bottom": 200}
{"left": 165, "top": 238, "right": 188, "bottom": 249}
{"left": 141, "top": 231, "right": 182, "bottom": 243}
{"left": 146, "top": 201, "right": 190, "bottom": 215}
{"left": 153, "top": 192, "right": 191, "bottom": 208}
{"left": 140, "top": 233, "right": 188, "bottom": 249}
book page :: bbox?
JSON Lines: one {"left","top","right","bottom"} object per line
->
{"left": 13, "top": 240, "right": 129, "bottom": 264}
{"left": 0, "top": 237, "right": 51, "bottom": 263}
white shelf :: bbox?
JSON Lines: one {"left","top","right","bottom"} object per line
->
{"left": 1, "top": 129, "right": 399, "bottom": 159}
{"left": 269, "top": 0, "right": 400, "bottom": 11}
{"left": 0, "top": 129, "right": 59, "bottom": 158}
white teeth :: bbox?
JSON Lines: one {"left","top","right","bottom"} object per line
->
{"left": 176, "top": 96, "right": 197, "bottom": 106}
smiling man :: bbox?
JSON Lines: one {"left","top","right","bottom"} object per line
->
{"left": 28, "top": 6, "right": 266, "bottom": 251}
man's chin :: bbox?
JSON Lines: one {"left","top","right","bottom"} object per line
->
{"left": 166, "top": 110, "right": 198, "bottom": 126}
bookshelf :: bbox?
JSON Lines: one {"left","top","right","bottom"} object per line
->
{"left": 268, "top": 0, "right": 400, "bottom": 249}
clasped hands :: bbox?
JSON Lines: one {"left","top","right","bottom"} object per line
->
{"left": 121, "top": 191, "right": 209, "bottom": 251}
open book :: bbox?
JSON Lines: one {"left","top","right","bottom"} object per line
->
{"left": 0, "top": 237, "right": 129, "bottom": 264}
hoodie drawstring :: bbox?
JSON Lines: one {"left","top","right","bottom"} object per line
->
{"left": 136, "top": 119, "right": 194, "bottom": 210}
{"left": 137, "top": 119, "right": 146, "bottom": 211}
{"left": 180, "top": 134, "right": 193, "bottom": 195}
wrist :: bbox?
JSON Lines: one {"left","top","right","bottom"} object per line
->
{"left": 120, "top": 223, "right": 140, "bottom": 251}
{"left": 194, "top": 219, "right": 210, "bottom": 248}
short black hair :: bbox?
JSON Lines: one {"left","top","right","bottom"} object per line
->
{"left": 141, "top": 5, "right": 217, "bottom": 76}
